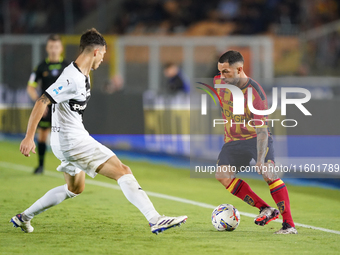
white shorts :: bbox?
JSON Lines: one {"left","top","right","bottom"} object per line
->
{"left": 51, "top": 136, "right": 115, "bottom": 178}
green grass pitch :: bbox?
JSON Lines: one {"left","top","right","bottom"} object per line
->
{"left": 1, "top": 140, "right": 340, "bottom": 255}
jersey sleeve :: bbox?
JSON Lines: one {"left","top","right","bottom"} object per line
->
{"left": 28, "top": 65, "right": 42, "bottom": 88}
{"left": 44, "top": 77, "right": 77, "bottom": 104}
{"left": 252, "top": 90, "right": 268, "bottom": 128}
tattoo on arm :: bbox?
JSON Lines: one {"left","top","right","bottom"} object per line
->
{"left": 37, "top": 94, "right": 51, "bottom": 105}
{"left": 256, "top": 128, "right": 268, "bottom": 163}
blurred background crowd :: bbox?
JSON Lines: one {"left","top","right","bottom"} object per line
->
{"left": 2, "top": 0, "right": 340, "bottom": 77}
{"left": 1, "top": 0, "right": 338, "bottom": 36}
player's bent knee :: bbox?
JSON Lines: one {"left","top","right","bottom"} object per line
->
{"left": 216, "top": 176, "right": 233, "bottom": 188}
{"left": 69, "top": 187, "right": 84, "bottom": 195}
{"left": 264, "top": 178, "right": 274, "bottom": 184}
{"left": 64, "top": 184, "right": 82, "bottom": 197}
{"left": 263, "top": 174, "right": 278, "bottom": 184}
{"left": 262, "top": 163, "right": 278, "bottom": 183}
{"left": 215, "top": 165, "right": 236, "bottom": 183}
{"left": 66, "top": 184, "right": 84, "bottom": 195}
{"left": 113, "top": 163, "right": 132, "bottom": 180}
{"left": 121, "top": 164, "right": 132, "bottom": 175}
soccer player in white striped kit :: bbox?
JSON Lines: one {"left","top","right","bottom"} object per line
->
{"left": 11, "top": 28, "right": 187, "bottom": 234}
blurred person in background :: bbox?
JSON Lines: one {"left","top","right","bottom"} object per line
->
{"left": 163, "top": 63, "right": 190, "bottom": 94}
{"left": 27, "top": 34, "right": 68, "bottom": 174}
{"left": 101, "top": 74, "right": 124, "bottom": 94}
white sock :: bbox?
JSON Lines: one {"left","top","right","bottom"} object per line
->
{"left": 23, "top": 184, "right": 78, "bottom": 220}
{"left": 118, "top": 174, "right": 160, "bottom": 224}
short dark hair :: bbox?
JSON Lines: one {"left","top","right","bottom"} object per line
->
{"left": 164, "top": 62, "right": 177, "bottom": 69}
{"left": 47, "top": 34, "right": 61, "bottom": 42}
{"left": 218, "top": 50, "right": 244, "bottom": 65}
{"left": 79, "top": 28, "right": 107, "bottom": 53}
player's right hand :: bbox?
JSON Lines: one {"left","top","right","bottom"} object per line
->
{"left": 20, "top": 137, "right": 36, "bottom": 157}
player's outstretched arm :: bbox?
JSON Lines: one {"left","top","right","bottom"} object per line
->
{"left": 255, "top": 127, "right": 268, "bottom": 174}
{"left": 20, "top": 94, "right": 51, "bottom": 157}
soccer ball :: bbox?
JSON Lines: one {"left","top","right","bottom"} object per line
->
{"left": 211, "top": 204, "right": 240, "bottom": 231}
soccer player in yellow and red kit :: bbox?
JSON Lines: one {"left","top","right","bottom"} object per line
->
{"left": 214, "top": 50, "right": 297, "bottom": 234}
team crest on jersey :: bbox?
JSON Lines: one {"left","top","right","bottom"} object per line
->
{"left": 277, "top": 201, "right": 285, "bottom": 214}
{"left": 53, "top": 86, "right": 63, "bottom": 95}
{"left": 243, "top": 195, "right": 255, "bottom": 206}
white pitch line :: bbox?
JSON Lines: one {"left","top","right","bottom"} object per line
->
{"left": 2, "top": 161, "right": 340, "bottom": 235}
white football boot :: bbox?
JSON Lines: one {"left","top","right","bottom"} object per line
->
{"left": 10, "top": 214, "right": 34, "bottom": 233}
{"left": 150, "top": 215, "right": 187, "bottom": 234}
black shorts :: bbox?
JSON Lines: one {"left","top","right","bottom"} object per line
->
{"left": 38, "top": 105, "right": 52, "bottom": 129}
{"left": 217, "top": 136, "right": 275, "bottom": 167}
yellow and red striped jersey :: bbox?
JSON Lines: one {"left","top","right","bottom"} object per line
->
{"left": 214, "top": 75, "right": 270, "bottom": 143}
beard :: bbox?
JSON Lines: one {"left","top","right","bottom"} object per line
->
{"left": 222, "top": 77, "right": 240, "bottom": 86}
